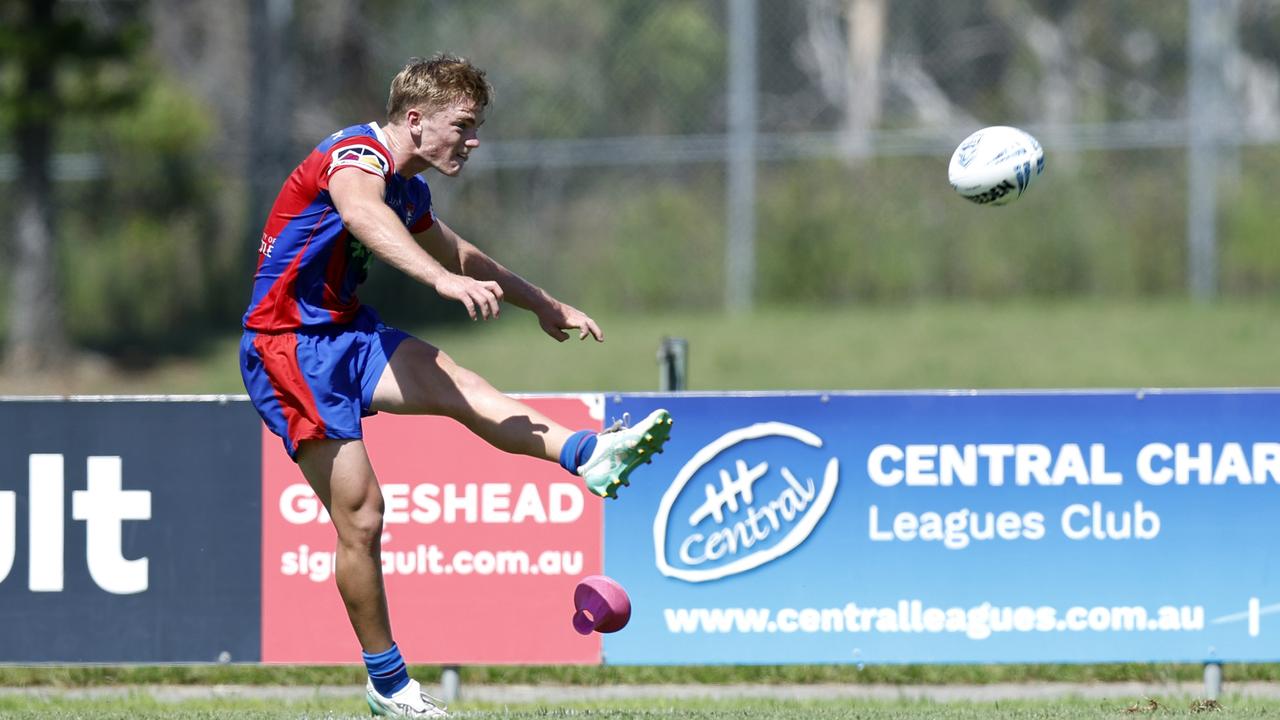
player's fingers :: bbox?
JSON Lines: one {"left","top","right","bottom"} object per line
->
{"left": 581, "top": 318, "right": 603, "bottom": 342}
{"left": 485, "top": 281, "right": 505, "bottom": 302}
{"left": 487, "top": 287, "right": 504, "bottom": 319}
{"left": 550, "top": 326, "right": 570, "bottom": 342}
{"left": 460, "top": 295, "right": 477, "bottom": 320}
{"left": 474, "top": 289, "right": 495, "bottom": 319}
{"left": 483, "top": 287, "right": 501, "bottom": 319}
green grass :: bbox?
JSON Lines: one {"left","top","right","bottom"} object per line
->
{"left": 0, "top": 695, "right": 1274, "bottom": 720}
{"left": 340, "top": 299, "right": 1280, "bottom": 393}
{"left": 5, "top": 299, "right": 1278, "bottom": 396}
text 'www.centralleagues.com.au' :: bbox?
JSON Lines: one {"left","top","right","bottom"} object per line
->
{"left": 663, "top": 601, "right": 1205, "bottom": 639}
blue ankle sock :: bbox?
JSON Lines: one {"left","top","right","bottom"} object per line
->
{"left": 559, "top": 430, "right": 597, "bottom": 475}
{"left": 363, "top": 643, "right": 410, "bottom": 697}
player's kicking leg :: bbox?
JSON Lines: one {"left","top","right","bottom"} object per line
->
{"left": 370, "top": 337, "right": 672, "bottom": 498}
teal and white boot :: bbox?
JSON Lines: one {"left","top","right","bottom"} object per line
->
{"left": 578, "top": 408, "right": 674, "bottom": 499}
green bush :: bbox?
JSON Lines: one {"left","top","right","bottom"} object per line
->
{"left": 58, "top": 76, "right": 221, "bottom": 358}
{"left": 1221, "top": 146, "right": 1280, "bottom": 294}
{"left": 434, "top": 148, "right": 1276, "bottom": 325}
{"left": 754, "top": 151, "right": 1195, "bottom": 303}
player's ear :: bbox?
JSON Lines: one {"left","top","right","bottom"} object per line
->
{"left": 404, "top": 107, "right": 423, "bottom": 138}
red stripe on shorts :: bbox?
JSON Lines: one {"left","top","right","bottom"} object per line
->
{"left": 253, "top": 332, "right": 327, "bottom": 449}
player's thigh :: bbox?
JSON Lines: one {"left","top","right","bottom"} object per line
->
{"left": 296, "top": 438, "right": 384, "bottom": 537}
{"left": 370, "top": 336, "right": 492, "bottom": 416}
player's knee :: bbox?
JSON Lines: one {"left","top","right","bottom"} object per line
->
{"left": 337, "top": 504, "right": 384, "bottom": 551}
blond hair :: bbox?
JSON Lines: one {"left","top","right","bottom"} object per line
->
{"left": 386, "top": 53, "right": 492, "bottom": 122}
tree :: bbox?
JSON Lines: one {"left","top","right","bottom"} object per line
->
{"left": 0, "top": 0, "right": 143, "bottom": 374}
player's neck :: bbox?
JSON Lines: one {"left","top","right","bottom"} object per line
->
{"left": 380, "top": 122, "right": 428, "bottom": 178}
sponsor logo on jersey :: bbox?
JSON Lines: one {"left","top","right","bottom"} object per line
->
{"left": 329, "top": 143, "right": 390, "bottom": 178}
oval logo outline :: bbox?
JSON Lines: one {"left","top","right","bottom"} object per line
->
{"left": 652, "top": 422, "right": 839, "bottom": 583}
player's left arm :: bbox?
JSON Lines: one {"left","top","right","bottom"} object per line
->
{"left": 415, "top": 219, "right": 603, "bottom": 342}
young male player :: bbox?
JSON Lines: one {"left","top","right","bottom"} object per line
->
{"left": 239, "top": 54, "right": 672, "bottom": 718}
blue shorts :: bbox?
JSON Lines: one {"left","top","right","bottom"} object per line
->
{"left": 240, "top": 306, "right": 410, "bottom": 460}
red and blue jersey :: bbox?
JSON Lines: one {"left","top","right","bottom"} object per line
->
{"left": 242, "top": 122, "right": 437, "bottom": 331}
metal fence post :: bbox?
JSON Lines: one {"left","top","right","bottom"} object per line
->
{"left": 440, "top": 665, "right": 461, "bottom": 704}
{"left": 658, "top": 337, "right": 689, "bottom": 392}
{"left": 1187, "top": 0, "right": 1229, "bottom": 300}
{"left": 1204, "top": 661, "right": 1223, "bottom": 700}
{"left": 725, "top": 0, "right": 758, "bottom": 314}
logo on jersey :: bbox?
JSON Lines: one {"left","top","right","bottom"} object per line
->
{"left": 350, "top": 239, "right": 375, "bottom": 275}
{"left": 329, "top": 143, "right": 390, "bottom": 179}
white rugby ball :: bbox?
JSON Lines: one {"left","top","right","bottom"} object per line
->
{"left": 948, "top": 126, "right": 1045, "bottom": 206}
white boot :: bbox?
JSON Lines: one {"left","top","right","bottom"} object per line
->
{"left": 578, "top": 408, "right": 674, "bottom": 498}
{"left": 365, "top": 678, "right": 449, "bottom": 718}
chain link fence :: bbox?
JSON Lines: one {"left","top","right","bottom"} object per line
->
{"left": 340, "top": 0, "right": 1279, "bottom": 319}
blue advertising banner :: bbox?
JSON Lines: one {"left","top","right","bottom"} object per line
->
{"left": 0, "top": 399, "right": 262, "bottom": 662}
{"left": 603, "top": 391, "right": 1280, "bottom": 665}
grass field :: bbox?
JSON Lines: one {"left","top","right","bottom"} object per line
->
{"left": 0, "top": 694, "right": 1275, "bottom": 719}
{"left": 4, "top": 299, "right": 1278, "bottom": 396}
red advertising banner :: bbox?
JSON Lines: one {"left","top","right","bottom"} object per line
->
{"left": 261, "top": 396, "right": 605, "bottom": 664}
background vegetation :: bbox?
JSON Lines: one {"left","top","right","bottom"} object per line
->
{"left": 2, "top": 0, "right": 1277, "bottom": 379}
{"left": 1, "top": 299, "right": 1277, "bottom": 396}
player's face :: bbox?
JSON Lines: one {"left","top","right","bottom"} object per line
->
{"left": 419, "top": 99, "right": 484, "bottom": 176}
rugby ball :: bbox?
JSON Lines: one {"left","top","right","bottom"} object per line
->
{"left": 948, "top": 126, "right": 1045, "bottom": 206}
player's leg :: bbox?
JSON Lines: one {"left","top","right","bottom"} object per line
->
{"left": 370, "top": 336, "right": 574, "bottom": 460}
{"left": 294, "top": 437, "right": 393, "bottom": 652}
{"left": 369, "top": 336, "right": 673, "bottom": 498}
{"left": 296, "top": 437, "right": 448, "bottom": 717}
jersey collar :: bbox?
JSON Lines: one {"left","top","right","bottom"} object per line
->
{"left": 367, "top": 121, "right": 398, "bottom": 176}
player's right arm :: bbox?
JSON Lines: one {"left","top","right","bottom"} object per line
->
{"left": 327, "top": 167, "right": 503, "bottom": 320}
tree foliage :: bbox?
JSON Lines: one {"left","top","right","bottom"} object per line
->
{"left": 3, "top": 0, "right": 1279, "bottom": 367}
{"left": 0, "top": 0, "right": 147, "bottom": 372}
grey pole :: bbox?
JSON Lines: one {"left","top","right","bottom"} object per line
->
{"left": 248, "top": 0, "right": 295, "bottom": 250}
{"left": 658, "top": 337, "right": 689, "bottom": 391}
{"left": 1186, "top": 0, "right": 1224, "bottom": 300}
{"left": 1204, "top": 661, "right": 1223, "bottom": 700}
{"left": 725, "top": 0, "right": 758, "bottom": 313}
{"left": 440, "top": 665, "right": 461, "bottom": 703}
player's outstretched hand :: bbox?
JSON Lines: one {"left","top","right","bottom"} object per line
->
{"left": 540, "top": 302, "right": 603, "bottom": 343}
{"left": 436, "top": 273, "right": 504, "bottom": 320}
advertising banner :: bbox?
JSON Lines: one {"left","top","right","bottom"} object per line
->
{"left": 261, "top": 396, "right": 605, "bottom": 664}
{"left": 603, "top": 391, "right": 1280, "bottom": 665}
{"left": 0, "top": 399, "right": 262, "bottom": 662}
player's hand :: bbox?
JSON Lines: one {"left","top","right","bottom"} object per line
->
{"left": 539, "top": 302, "right": 603, "bottom": 343}
{"left": 435, "top": 273, "right": 504, "bottom": 320}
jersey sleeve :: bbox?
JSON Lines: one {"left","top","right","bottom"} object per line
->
{"left": 318, "top": 137, "right": 393, "bottom": 190}
{"left": 407, "top": 178, "right": 436, "bottom": 234}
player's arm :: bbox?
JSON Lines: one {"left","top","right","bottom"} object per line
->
{"left": 415, "top": 219, "right": 603, "bottom": 342}
{"left": 328, "top": 168, "right": 503, "bottom": 320}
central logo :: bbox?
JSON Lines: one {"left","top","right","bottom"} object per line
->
{"left": 653, "top": 422, "right": 839, "bottom": 583}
